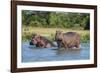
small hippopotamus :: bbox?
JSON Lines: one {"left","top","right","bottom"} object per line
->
{"left": 30, "top": 35, "right": 37, "bottom": 45}
{"left": 55, "top": 30, "right": 80, "bottom": 49}
{"left": 30, "top": 34, "right": 55, "bottom": 48}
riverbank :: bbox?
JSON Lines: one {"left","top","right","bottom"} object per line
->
{"left": 22, "top": 26, "right": 90, "bottom": 43}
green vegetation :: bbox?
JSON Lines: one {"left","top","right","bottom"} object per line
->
{"left": 22, "top": 10, "right": 90, "bottom": 42}
{"left": 22, "top": 10, "right": 90, "bottom": 30}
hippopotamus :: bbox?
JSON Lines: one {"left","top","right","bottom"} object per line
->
{"left": 30, "top": 34, "right": 37, "bottom": 45}
{"left": 55, "top": 30, "right": 80, "bottom": 49}
{"left": 30, "top": 34, "right": 55, "bottom": 48}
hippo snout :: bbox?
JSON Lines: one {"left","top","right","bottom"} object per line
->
{"left": 30, "top": 41, "right": 33, "bottom": 45}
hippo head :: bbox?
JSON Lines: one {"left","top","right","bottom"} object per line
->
{"left": 29, "top": 35, "right": 38, "bottom": 45}
{"left": 34, "top": 35, "right": 41, "bottom": 43}
{"left": 55, "top": 30, "right": 63, "bottom": 41}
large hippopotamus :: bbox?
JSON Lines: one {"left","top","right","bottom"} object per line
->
{"left": 55, "top": 30, "right": 80, "bottom": 49}
{"left": 30, "top": 34, "right": 55, "bottom": 48}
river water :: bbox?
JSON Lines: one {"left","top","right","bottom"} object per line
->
{"left": 22, "top": 42, "right": 90, "bottom": 62}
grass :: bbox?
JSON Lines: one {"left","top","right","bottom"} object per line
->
{"left": 22, "top": 26, "right": 90, "bottom": 43}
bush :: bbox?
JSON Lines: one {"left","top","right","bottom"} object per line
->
{"left": 30, "top": 21, "right": 42, "bottom": 27}
{"left": 80, "top": 33, "right": 90, "bottom": 43}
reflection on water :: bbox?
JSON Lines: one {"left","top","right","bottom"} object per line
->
{"left": 22, "top": 42, "right": 90, "bottom": 62}
{"left": 56, "top": 49, "right": 81, "bottom": 55}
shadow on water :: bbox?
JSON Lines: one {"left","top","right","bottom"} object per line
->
{"left": 22, "top": 42, "right": 90, "bottom": 62}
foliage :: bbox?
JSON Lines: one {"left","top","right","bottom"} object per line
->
{"left": 22, "top": 10, "right": 90, "bottom": 29}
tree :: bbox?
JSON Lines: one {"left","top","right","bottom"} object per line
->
{"left": 22, "top": 10, "right": 90, "bottom": 30}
